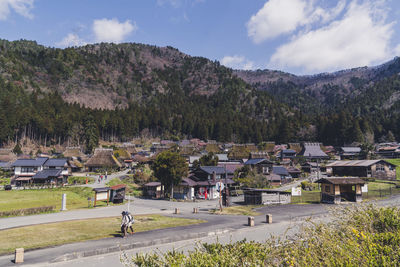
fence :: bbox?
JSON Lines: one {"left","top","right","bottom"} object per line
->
{"left": 363, "top": 186, "right": 400, "bottom": 199}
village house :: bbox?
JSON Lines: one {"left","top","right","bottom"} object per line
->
{"left": 376, "top": 145, "right": 400, "bottom": 159}
{"left": 299, "top": 143, "right": 329, "bottom": 161}
{"left": 11, "top": 157, "right": 70, "bottom": 185}
{"left": 339, "top": 147, "right": 361, "bottom": 160}
{"left": 143, "top": 181, "right": 163, "bottom": 199}
{"left": 266, "top": 166, "right": 292, "bottom": 186}
{"left": 316, "top": 177, "right": 365, "bottom": 204}
{"left": 279, "top": 149, "right": 297, "bottom": 160}
{"left": 191, "top": 166, "right": 235, "bottom": 199}
{"left": 244, "top": 158, "right": 273, "bottom": 175}
{"left": 12, "top": 157, "right": 48, "bottom": 185}
{"left": 173, "top": 177, "right": 197, "bottom": 200}
{"left": 85, "top": 148, "right": 122, "bottom": 171}
{"left": 326, "top": 160, "right": 397, "bottom": 180}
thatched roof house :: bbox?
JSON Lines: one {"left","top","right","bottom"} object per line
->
{"left": 85, "top": 148, "right": 122, "bottom": 171}
{"left": 63, "top": 147, "right": 87, "bottom": 159}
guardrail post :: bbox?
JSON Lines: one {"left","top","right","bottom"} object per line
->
{"left": 248, "top": 216, "right": 254, "bottom": 227}
{"left": 14, "top": 248, "right": 24, "bottom": 263}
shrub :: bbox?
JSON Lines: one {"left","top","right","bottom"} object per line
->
{"left": 0, "top": 206, "right": 55, "bottom": 217}
{"left": 128, "top": 205, "right": 400, "bottom": 266}
{"left": 67, "top": 176, "right": 94, "bottom": 185}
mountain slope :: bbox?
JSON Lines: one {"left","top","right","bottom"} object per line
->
{"left": 0, "top": 40, "right": 302, "bottom": 146}
{"left": 235, "top": 57, "right": 400, "bottom": 114}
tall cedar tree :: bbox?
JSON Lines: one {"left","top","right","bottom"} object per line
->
{"left": 151, "top": 150, "right": 188, "bottom": 198}
{"left": 84, "top": 115, "right": 99, "bottom": 154}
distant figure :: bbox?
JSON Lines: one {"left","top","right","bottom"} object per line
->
{"left": 204, "top": 190, "right": 208, "bottom": 200}
{"left": 121, "top": 211, "right": 135, "bottom": 237}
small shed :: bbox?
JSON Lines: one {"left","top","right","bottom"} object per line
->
{"left": 243, "top": 188, "right": 292, "bottom": 205}
{"left": 110, "top": 184, "right": 126, "bottom": 203}
{"left": 93, "top": 187, "right": 111, "bottom": 206}
{"left": 143, "top": 182, "right": 163, "bottom": 199}
{"left": 316, "top": 177, "right": 365, "bottom": 204}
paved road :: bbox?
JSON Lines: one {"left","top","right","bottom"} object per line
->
{"left": 0, "top": 203, "right": 330, "bottom": 267}
{"left": 78, "top": 169, "right": 131, "bottom": 189}
{"left": 0, "top": 196, "right": 226, "bottom": 230}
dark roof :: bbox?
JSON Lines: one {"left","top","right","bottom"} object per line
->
{"left": 111, "top": 184, "right": 126, "bottom": 190}
{"left": 282, "top": 149, "right": 296, "bottom": 154}
{"left": 326, "top": 160, "right": 396, "bottom": 167}
{"left": 33, "top": 169, "right": 62, "bottom": 179}
{"left": 341, "top": 147, "right": 361, "bottom": 153}
{"left": 12, "top": 157, "right": 48, "bottom": 167}
{"left": 44, "top": 158, "right": 68, "bottom": 167}
{"left": 244, "top": 158, "right": 271, "bottom": 165}
{"left": 287, "top": 166, "right": 301, "bottom": 173}
{"left": 199, "top": 166, "right": 226, "bottom": 175}
{"left": 316, "top": 177, "right": 365, "bottom": 185}
{"left": 144, "top": 182, "right": 161, "bottom": 187}
{"left": 93, "top": 187, "right": 111, "bottom": 192}
{"left": 300, "top": 143, "right": 328, "bottom": 158}
{"left": 272, "top": 166, "right": 290, "bottom": 176}
{"left": 181, "top": 177, "right": 197, "bottom": 187}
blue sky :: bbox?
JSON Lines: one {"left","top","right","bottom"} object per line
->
{"left": 1, "top": 0, "right": 400, "bottom": 75}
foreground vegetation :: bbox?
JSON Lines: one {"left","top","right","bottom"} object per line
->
{"left": 0, "top": 214, "right": 205, "bottom": 255}
{"left": 129, "top": 205, "right": 400, "bottom": 266}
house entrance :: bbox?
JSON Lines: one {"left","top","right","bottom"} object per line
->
{"left": 339, "top": 185, "right": 357, "bottom": 202}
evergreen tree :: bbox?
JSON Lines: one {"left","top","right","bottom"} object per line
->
{"left": 84, "top": 115, "right": 99, "bottom": 154}
{"left": 151, "top": 150, "right": 188, "bottom": 198}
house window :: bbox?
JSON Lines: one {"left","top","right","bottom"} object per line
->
{"left": 262, "top": 167, "right": 269, "bottom": 174}
{"left": 21, "top": 167, "right": 35, "bottom": 173}
{"left": 325, "top": 185, "right": 330, "bottom": 193}
{"left": 376, "top": 165, "right": 385, "bottom": 172}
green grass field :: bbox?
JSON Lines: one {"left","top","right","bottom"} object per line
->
{"left": 0, "top": 187, "right": 108, "bottom": 213}
{"left": 291, "top": 190, "right": 321, "bottom": 204}
{"left": 0, "top": 214, "right": 205, "bottom": 255}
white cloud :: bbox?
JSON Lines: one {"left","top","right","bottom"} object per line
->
{"left": 269, "top": 0, "right": 395, "bottom": 73}
{"left": 93, "top": 18, "right": 137, "bottom": 43}
{"left": 247, "top": 0, "right": 309, "bottom": 43}
{"left": 221, "top": 55, "right": 254, "bottom": 70}
{"left": 0, "top": 0, "right": 34, "bottom": 20}
{"left": 246, "top": 0, "right": 349, "bottom": 44}
{"left": 56, "top": 33, "right": 86, "bottom": 48}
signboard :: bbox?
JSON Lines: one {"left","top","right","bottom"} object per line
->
{"left": 292, "top": 187, "right": 302, "bottom": 196}
{"left": 216, "top": 182, "right": 224, "bottom": 192}
{"left": 96, "top": 192, "right": 109, "bottom": 201}
{"left": 361, "top": 184, "right": 368, "bottom": 193}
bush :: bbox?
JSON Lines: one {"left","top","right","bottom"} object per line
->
{"left": 0, "top": 206, "right": 55, "bottom": 217}
{"left": 67, "top": 176, "right": 94, "bottom": 185}
{"left": 301, "top": 181, "right": 319, "bottom": 191}
{"left": 128, "top": 205, "right": 400, "bottom": 266}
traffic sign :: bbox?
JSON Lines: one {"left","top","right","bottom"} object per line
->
{"left": 216, "top": 182, "right": 224, "bottom": 192}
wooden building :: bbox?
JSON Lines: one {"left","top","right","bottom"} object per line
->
{"left": 143, "top": 182, "right": 163, "bottom": 198}
{"left": 109, "top": 184, "right": 126, "bottom": 203}
{"left": 326, "top": 160, "right": 396, "bottom": 180}
{"left": 316, "top": 177, "right": 365, "bottom": 204}
{"left": 85, "top": 148, "right": 122, "bottom": 171}
{"left": 244, "top": 158, "right": 273, "bottom": 175}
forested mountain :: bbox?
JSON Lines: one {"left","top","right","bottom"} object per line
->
{"left": 0, "top": 39, "right": 303, "bottom": 150}
{"left": 235, "top": 58, "right": 400, "bottom": 145}
{"left": 1, "top": 39, "right": 400, "bottom": 149}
